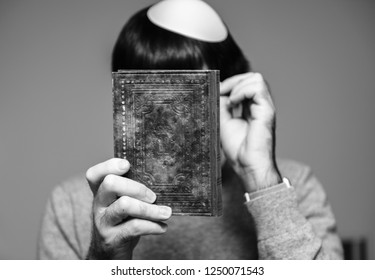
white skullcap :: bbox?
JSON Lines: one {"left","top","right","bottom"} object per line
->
{"left": 147, "top": 0, "right": 228, "bottom": 42}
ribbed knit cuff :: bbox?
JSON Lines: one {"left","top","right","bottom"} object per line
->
{"left": 244, "top": 186, "right": 306, "bottom": 241}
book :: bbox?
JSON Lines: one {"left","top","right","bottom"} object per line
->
{"left": 112, "top": 70, "right": 222, "bottom": 216}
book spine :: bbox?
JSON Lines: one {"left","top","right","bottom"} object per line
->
{"left": 210, "top": 70, "right": 222, "bottom": 216}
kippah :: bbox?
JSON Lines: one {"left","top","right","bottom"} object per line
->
{"left": 147, "top": 0, "right": 228, "bottom": 42}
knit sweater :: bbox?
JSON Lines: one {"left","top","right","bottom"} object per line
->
{"left": 38, "top": 159, "right": 343, "bottom": 259}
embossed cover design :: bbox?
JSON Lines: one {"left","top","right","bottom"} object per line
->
{"left": 112, "top": 70, "right": 222, "bottom": 216}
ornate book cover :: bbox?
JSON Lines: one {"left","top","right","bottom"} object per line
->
{"left": 112, "top": 70, "right": 222, "bottom": 216}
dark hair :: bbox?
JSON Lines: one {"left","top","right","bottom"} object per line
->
{"left": 112, "top": 7, "right": 250, "bottom": 81}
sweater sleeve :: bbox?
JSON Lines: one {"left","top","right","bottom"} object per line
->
{"left": 245, "top": 164, "right": 343, "bottom": 259}
{"left": 37, "top": 185, "right": 82, "bottom": 259}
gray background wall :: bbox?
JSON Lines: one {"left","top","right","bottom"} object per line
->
{"left": 0, "top": 0, "right": 374, "bottom": 259}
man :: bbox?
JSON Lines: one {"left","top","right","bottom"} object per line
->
{"left": 38, "top": 0, "right": 343, "bottom": 259}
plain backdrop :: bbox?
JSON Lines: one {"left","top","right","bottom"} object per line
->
{"left": 0, "top": 0, "right": 374, "bottom": 259}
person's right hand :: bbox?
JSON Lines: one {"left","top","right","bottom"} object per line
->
{"left": 85, "top": 158, "right": 172, "bottom": 259}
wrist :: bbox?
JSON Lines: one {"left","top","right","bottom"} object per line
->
{"left": 87, "top": 227, "right": 135, "bottom": 260}
{"left": 86, "top": 240, "right": 133, "bottom": 260}
{"left": 239, "top": 164, "right": 282, "bottom": 193}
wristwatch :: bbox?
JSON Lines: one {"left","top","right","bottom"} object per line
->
{"left": 244, "top": 177, "right": 292, "bottom": 202}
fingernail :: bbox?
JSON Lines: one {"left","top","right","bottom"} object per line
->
{"left": 118, "top": 159, "right": 128, "bottom": 170}
{"left": 159, "top": 206, "right": 172, "bottom": 218}
{"left": 147, "top": 189, "right": 157, "bottom": 203}
{"left": 161, "top": 223, "right": 168, "bottom": 232}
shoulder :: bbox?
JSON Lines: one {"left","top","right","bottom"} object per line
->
{"left": 277, "top": 158, "right": 312, "bottom": 184}
{"left": 41, "top": 174, "right": 92, "bottom": 259}
{"left": 50, "top": 173, "right": 92, "bottom": 201}
{"left": 277, "top": 158, "right": 328, "bottom": 209}
{"left": 49, "top": 173, "right": 93, "bottom": 220}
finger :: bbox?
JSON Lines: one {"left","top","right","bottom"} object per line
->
{"left": 229, "top": 86, "right": 257, "bottom": 106}
{"left": 86, "top": 158, "right": 130, "bottom": 193}
{"left": 230, "top": 85, "right": 273, "bottom": 110}
{"left": 97, "top": 175, "right": 156, "bottom": 206}
{"left": 220, "top": 72, "right": 255, "bottom": 95}
{"left": 104, "top": 196, "right": 172, "bottom": 225}
{"left": 228, "top": 79, "right": 266, "bottom": 105}
{"left": 228, "top": 80, "right": 275, "bottom": 122}
{"left": 115, "top": 219, "right": 168, "bottom": 240}
{"left": 220, "top": 96, "right": 232, "bottom": 123}
{"left": 232, "top": 103, "right": 243, "bottom": 118}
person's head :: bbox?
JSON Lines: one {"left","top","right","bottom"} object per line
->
{"left": 112, "top": 0, "right": 250, "bottom": 81}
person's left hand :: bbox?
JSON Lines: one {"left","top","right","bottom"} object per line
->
{"left": 220, "top": 72, "right": 282, "bottom": 193}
